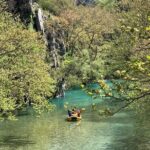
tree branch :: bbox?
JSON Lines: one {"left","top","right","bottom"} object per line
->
{"left": 112, "top": 91, "right": 150, "bottom": 115}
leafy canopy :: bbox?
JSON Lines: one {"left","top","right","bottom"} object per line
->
{"left": 0, "top": 11, "right": 55, "bottom": 120}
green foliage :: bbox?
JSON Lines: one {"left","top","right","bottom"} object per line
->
{"left": 37, "top": 0, "right": 73, "bottom": 15}
{"left": 96, "top": 0, "right": 116, "bottom": 8}
{"left": 0, "top": 0, "right": 149, "bottom": 118}
{"left": 46, "top": 7, "right": 116, "bottom": 86}
{"left": 93, "top": 0, "right": 150, "bottom": 114}
{"left": 0, "top": 12, "right": 55, "bottom": 119}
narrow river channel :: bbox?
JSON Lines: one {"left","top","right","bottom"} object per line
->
{"left": 0, "top": 87, "right": 150, "bottom": 150}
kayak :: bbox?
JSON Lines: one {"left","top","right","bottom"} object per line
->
{"left": 66, "top": 116, "right": 82, "bottom": 122}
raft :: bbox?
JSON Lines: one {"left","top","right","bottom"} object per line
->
{"left": 66, "top": 116, "right": 82, "bottom": 122}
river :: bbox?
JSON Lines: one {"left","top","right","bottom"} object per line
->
{"left": 0, "top": 87, "right": 150, "bottom": 150}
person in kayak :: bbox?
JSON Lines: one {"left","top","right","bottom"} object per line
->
{"left": 67, "top": 107, "right": 81, "bottom": 117}
{"left": 71, "top": 107, "right": 76, "bottom": 114}
{"left": 66, "top": 107, "right": 82, "bottom": 122}
{"left": 67, "top": 109, "right": 72, "bottom": 117}
{"left": 76, "top": 109, "right": 81, "bottom": 117}
{"left": 72, "top": 107, "right": 81, "bottom": 117}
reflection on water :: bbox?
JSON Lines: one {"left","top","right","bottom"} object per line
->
{"left": 0, "top": 135, "right": 35, "bottom": 147}
{"left": 0, "top": 88, "right": 150, "bottom": 150}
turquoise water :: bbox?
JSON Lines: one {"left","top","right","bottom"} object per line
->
{"left": 52, "top": 86, "right": 100, "bottom": 109}
{"left": 0, "top": 88, "right": 150, "bottom": 150}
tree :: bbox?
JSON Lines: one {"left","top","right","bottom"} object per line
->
{"left": 89, "top": 0, "right": 150, "bottom": 115}
{"left": 0, "top": 10, "right": 55, "bottom": 120}
{"left": 37, "top": 0, "right": 74, "bottom": 15}
{"left": 45, "top": 6, "right": 116, "bottom": 86}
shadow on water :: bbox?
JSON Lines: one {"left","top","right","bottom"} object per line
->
{"left": 106, "top": 134, "right": 150, "bottom": 150}
{"left": 0, "top": 135, "right": 35, "bottom": 148}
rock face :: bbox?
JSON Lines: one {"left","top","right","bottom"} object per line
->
{"left": 35, "top": 8, "right": 44, "bottom": 32}
{"left": 7, "top": 0, "right": 66, "bottom": 97}
{"left": 7, "top": 0, "right": 33, "bottom": 25}
{"left": 55, "top": 78, "right": 66, "bottom": 98}
{"left": 7, "top": 0, "right": 17, "bottom": 12}
{"left": 7, "top": 0, "right": 44, "bottom": 32}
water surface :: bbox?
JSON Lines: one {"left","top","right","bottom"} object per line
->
{"left": 0, "top": 88, "right": 150, "bottom": 150}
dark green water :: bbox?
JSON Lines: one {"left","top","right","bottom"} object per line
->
{"left": 0, "top": 87, "right": 150, "bottom": 150}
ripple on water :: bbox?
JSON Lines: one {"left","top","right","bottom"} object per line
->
{"left": 0, "top": 87, "right": 150, "bottom": 150}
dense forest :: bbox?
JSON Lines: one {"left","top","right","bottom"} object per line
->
{"left": 0, "top": 0, "right": 150, "bottom": 120}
